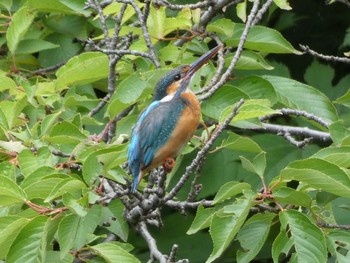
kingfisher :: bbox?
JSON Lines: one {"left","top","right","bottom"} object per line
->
{"left": 128, "top": 45, "right": 221, "bottom": 192}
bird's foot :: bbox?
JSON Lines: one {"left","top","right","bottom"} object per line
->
{"left": 162, "top": 158, "right": 176, "bottom": 173}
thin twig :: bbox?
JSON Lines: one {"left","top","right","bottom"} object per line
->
{"left": 300, "top": 44, "right": 350, "bottom": 64}
{"left": 199, "top": 0, "right": 260, "bottom": 100}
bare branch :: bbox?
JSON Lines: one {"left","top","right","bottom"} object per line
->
{"left": 257, "top": 123, "right": 331, "bottom": 142}
{"left": 252, "top": 0, "right": 273, "bottom": 25}
{"left": 261, "top": 108, "right": 330, "bottom": 128}
{"left": 300, "top": 44, "right": 350, "bottom": 64}
{"left": 153, "top": 0, "right": 214, "bottom": 10}
{"left": 116, "top": 0, "right": 161, "bottom": 68}
{"left": 318, "top": 222, "right": 350, "bottom": 230}
{"left": 138, "top": 222, "right": 167, "bottom": 263}
{"left": 199, "top": 0, "right": 261, "bottom": 100}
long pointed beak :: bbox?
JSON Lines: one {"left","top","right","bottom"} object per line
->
{"left": 187, "top": 45, "right": 222, "bottom": 78}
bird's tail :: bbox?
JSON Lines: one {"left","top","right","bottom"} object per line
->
{"left": 131, "top": 168, "right": 141, "bottom": 193}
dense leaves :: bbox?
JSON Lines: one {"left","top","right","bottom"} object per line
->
{"left": 0, "top": 0, "right": 349, "bottom": 262}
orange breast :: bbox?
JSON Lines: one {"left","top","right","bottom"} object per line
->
{"left": 149, "top": 92, "right": 200, "bottom": 170}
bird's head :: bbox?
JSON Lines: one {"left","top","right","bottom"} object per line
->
{"left": 153, "top": 45, "right": 221, "bottom": 101}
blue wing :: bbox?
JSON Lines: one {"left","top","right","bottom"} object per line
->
{"left": 128, "top": 98, "right": 185, "bottom": 192}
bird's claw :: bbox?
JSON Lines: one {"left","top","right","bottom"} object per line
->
{"left": 162, "top": 158, "right": 176, "bottom": 173}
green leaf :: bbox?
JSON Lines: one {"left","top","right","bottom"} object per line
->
{"left": 28, "top": 0, "right": 89, "bottom": 15}
{"left": 279, "top": 210, "right": 327, "bottom": 262}
{"left": 233, "top": 51, "right": 274, "bottom": 70}
{"left": 46, "top": 121, "right": 87, "bottom": 144}
{"left": 335, "top": 89, "right": 350, "bottom": 108}
{"left": 213, "top": 181, "right": 251, "bottom": 204}
{"left": 45, "top": 178, "right": 86, "bottom": 202}
{"left": 220, "top": 132, "right": 262, "bottom": 153}
{"left": 273, "top": 187, "right": 312, "bottom": 207}
{"left": 327, "top": 229, "right": 350, "bottom": 263}
{"left": 55, "top": 52, "right": 109, "bottom": 90}
{"left": 236, "top": 1, "right": 247, "bottom": 22}
{"left": 272, "top": 228, "right": 294, "bottom": 262}
{"left": 280, "top": 158, "right": 350, "bottom": 198}
{"left": 240, "top": 152, "right": 267, "bottom": 177}
{"left": 6, "top": 5, "right": 36, "bottom": 53}
{"left": 207, "top": 18, "right": 235, "bottom": 37}
{"left": 237, "top": 213, "right": 276, "bottom": 263}
{"left": 0, "top": 176, "right": 26, "bottom": 206}
{"left": 0, "top": 216, "right": 30, "bottom": 259}
{"left": 58, "top": 206, "right": 101, "bottom": 256}
{"left": 220, "top": 99, "right": 278, "bottom": 123}
{"left": 24, "top": 178, "right": 64, "bottom": 200}
{"left": 329, "top": 120, "right": 350, "bottom": 145}
{"left": 263, "top": 75, "right": 338, "bottom": 123}
{"left": 113, "top": 69, "right": 169, "bottom": 104}
{"left": 226, "top": 24, "right": 300, "bottom": 54}
{"left": 18, "top": 148, "right": 56, "bottom": 177}
{"left": 89, "top": 242, "right": 141, "bottom": 263}
{"left": 207, "top": 194, "right": 254, "bottom": 263}
{"left": 7, "top": 216, "right": 48, "bottom": 263}
{"left": 15, "top": 39, "right": 59, "bottom": 54}
{"left": 101, "top": 200, "right": 129, "bottom": 241}
{"left": 236, "top": 75, "right": 277, "bottom": 104}
{"left": 0, "top": 76, "right": 17, "bottom": 92}
{"left": 312, "top": 146, "right": 350, "bottom": 168}
{"left": 187, "top": 205, "right": 217, "bottom": 235}
{"left": 273, "top": 0, "right": 292, "bottom": 10}
{"left": 201, "top": 85, "right": 249, "bottom": 120}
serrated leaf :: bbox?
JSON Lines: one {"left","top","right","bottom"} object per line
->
{"left": 279, "top": 210, "right": 327, "bottom": 262}
{"left": 113, "top": 69, "right": 168, "bottom": 104}
{"left": 220, "top": 99, "right": 278, "bottom": 123}
{"left": 15, "top": 39, "right": 59, "bottom": 54}
{"left": 220, "top": 132, "right": 262, "bottom": 153}
{"left": 231, "top": 50, "right": 274, "bottom": 70}
{"left": 263, "top": 75, "right": 338, "bottom": 123}
{"left": 201, "top": 85, "right": 249, "bottom": 120}
{"left": 24, "top": 178, "right": 64, "bottom": 200}
{"left": 7, "top": 216, "right": 48, "bottom": 263}
{"left": 280, "top": 158, "right": 350, "bottom": 198}
{"left": 187, "top": 205, "right": 217, "bottom": 235}
{"left": 272, "top": 229, "right": 294, "bottom": 262}
{"left": 0, "top": 216, "right": 30, "bottom": 258}
{"left": 312, "top": 146, "right": 350, "bottom": 168}
{"left": 236, "top": 75, "right": 277, "bottom": 104}
{"left": 237, "top": 213, "right": 276, "bottom": 263}
{"left": 101, "top": 200, "right": 129, "bottom": 241}
{"left": 58, "top": 206, "right": 101, "bottom": 256}
{"left": 213, "top": 181, "right": 251, "bottom": 204}
{"left": 45, "top": 178, "right": 86, "bottom": 202}
{"left": 273, "top": 187, "right": 312, "bottom": 207}
{"left": 226, "top": 24, "right": 300, "bottom": 54}
{"left": 207, "top": 195, "right": 253, "bottom": 263}
{"left": 55, "top": 52, "right": 109, "bottom": 90}
{"left": 0, "top": 76, "right": 17, "bottom": 91}
{"left": 0, "top": 176, "right": 26, "bottom": 206}
{"left": 18, "top": 148, "right": 56, "bottom": 177}
{"left": 46, "top": 121, "right": 87, "bottom": 144}
{"left": 90, "top": 242, "right": 141, "bottom": 263}
{"left": 327, "top": 229, "right": 350, "bottom": 263}
{"left": 207, "top": 18, "right": 235, "bottom": 37}
{"left": 6, "top": 5, "right": 36, "bottom": 53}
{"left": 273, "top": 0, "right": 292, "bottom": 10}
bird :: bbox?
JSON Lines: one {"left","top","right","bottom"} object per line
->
{"left": 128, "top": 45, "right": 221, "bottom": 192}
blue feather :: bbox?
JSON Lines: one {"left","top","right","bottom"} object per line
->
{"left": 128, "top": 97, "right": 186, "bottom": 192}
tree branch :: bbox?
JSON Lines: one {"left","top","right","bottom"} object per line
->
{"left": 199, "top": 0, "right": 260, "bottom": 100}
{"left": 300, "top": 44, "right": 350, "bottom": 64}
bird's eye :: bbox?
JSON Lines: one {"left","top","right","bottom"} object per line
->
{"left": 174, "top": 74, "right": 181, "bottom": 81}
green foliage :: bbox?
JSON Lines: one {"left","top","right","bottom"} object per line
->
{"left": 0, "top": 0, "right": 349, "bottom": 262}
